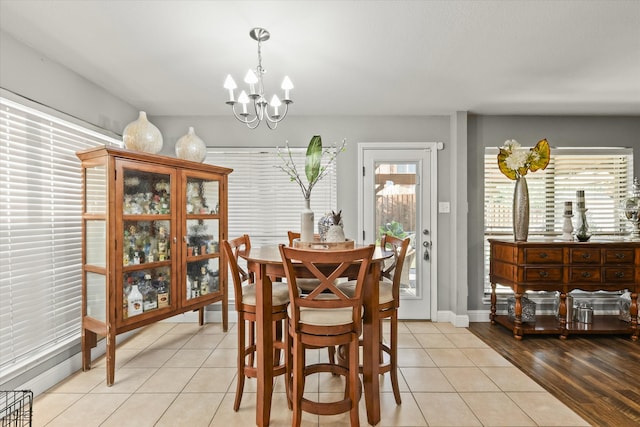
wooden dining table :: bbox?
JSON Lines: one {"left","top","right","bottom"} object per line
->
{"left": 239, "top": 244, "right": 392, "bottom": 427}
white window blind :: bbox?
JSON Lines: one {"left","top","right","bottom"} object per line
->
{"left": 206, "top": 148, "right": 338, "bottom": 248}
{"left": 0, "top": 97, "right": 121, "bottom": 383}
{"left": 483, "top": 147, "right": 634, "bottom": 293}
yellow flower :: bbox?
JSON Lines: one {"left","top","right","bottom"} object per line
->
{"left": 498, "top": 138, "right": 550, "bottom": 180}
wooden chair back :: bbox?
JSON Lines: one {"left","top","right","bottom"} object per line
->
{"left": 278, "top": 244, "right": 375, "bottom": 337}
{"left": 287, "top": 231, "right": 300, "bottom": 246}
{"left": 222, "top": 235, "right": 252, "bottom": 311}
{"left": 287, "top": 230, "right": 320, "bottom": 246}
{"left": 380, "top": 234, "right": 411, "bottom": 307}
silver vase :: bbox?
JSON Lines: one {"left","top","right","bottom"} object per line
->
{"left": 513, "top": 176, "right": 530, "bottom": 241}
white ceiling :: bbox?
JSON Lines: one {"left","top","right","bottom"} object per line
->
{"left": 1, "top": 0, "right": 639, "bottom": 117}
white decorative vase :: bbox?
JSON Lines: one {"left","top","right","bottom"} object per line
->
{"left": 175, "top": 126, "right": 206, "bottom": 163}
{"left": 300, "top": 198, "right": 314, "bottom": 242}
{"left": 318, "top": 212, "right": 343, "bottom": 241}
{"left": 122, "top": 111, "right": 163, "bottom": 154}
{"left": 325, "top": 225, "right": 345, "bottom": 243}
{"left": 513, "top": 176, "right": 530, "bottom": 242}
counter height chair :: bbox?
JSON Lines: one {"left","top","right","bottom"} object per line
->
{"left": 287, "top": 231, "right": 337, "bottom": 365}
{"left": 222, "top": 235, "right": 291, "bottom": 411}
{"left": 279, "top": 244, "right": 375, "bottom": 427}
{"left": 286, "top": 231, "right": 323, "bottom": 293}
{"left": 337, "top": 234, "right": 410, "bottom": 404}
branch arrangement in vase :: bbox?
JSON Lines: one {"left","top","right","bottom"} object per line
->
{"left": 276, "top": 135, "right": 347, "bottom": 200}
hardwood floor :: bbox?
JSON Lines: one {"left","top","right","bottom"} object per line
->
{"left": 468, "top": 322, "right": 640, "bottom": 427}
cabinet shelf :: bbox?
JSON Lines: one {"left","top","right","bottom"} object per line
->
{"left": 78, "top": 146, "right": 232, "bottom": 385}
{"left": 493, "top": 314, "right": 635, "bottom": 337}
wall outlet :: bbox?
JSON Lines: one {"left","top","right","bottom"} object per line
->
{"left": 438, "top": 202, "right": 451, "bottom": 213}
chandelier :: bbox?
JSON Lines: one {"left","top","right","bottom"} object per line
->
{"left": 223, "top": 27, "right": 293, "bottom": 130}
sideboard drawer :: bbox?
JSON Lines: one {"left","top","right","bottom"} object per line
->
{"left": 570, "top": 248, "right": 601, "bottom": 264}
{"left": 524, "top": 267, "right": 563, "bottom": 282}
{"left": 604, "top": 249, "right": 635, "bottom": 264}
{"left": 604, "top": 267, "right": 634, "bottom": 282}
{"left": 569, "top": 267, "right": 601, "bottom": 282}
{"left": 524, "top": 248, "right": 563, "bottom": 264}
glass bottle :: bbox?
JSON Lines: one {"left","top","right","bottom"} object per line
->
{"left": 200, "top": 266, "right": 210, "bottom": 295}
{"left": 128, "top": 283, "right": 143, "bottom": 316}
{"left": 142, "top": 273, "right": 157, "bottom": 311}
{"left": 157, "top": 226, "right": 168, "bottom": 261}
{"left": 156, "top": 274, "right": 169, "bottom": 308}
{"left": 123, "top": 276, "right": 133, "bottom": 319}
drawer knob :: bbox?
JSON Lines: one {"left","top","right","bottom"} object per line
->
{"left": 582, "top": 253, "right": 591, "bottom": 259}
{"left": 615, "top": 253, "right": 626, "bottom": 259}
{"left": 615, "top": 271, "right": 625, "bottom": 278}
{"left": 539, "top": 271, "right": 549, "bottom": 278}
{"left": 582, "top": 271, "right": 591, "bottom": 278}
{"left": 539, "top": 252, "right": 548, "bottom": 259}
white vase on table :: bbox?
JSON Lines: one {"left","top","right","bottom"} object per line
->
{"left": 300, "top": 198, "right": 314, "bottom": 242}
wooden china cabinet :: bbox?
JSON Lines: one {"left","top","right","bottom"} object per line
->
{"left": 77, "top": 146, "right": 232, "bottom": 385}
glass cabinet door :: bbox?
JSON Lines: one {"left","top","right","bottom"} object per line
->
{"left": 83, "top": 164, "right": 107, "bottom": 321}
{"left": 184, "top": 176, "right": 222, "bottom": 303}
{"left": 122, "top": 266, "right": 171, "bottom": 319}
{"left": 118, "top": 162, "right": 176, "bottom": 322}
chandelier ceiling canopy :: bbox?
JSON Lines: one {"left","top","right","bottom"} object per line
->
{"left": 223, "top": 27, "right": 293, "bottom": 130}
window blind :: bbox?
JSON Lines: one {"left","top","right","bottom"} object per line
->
{"left": 0, "top": 97, "right": 121, "bottom": 383}
{"left": 206, "top": 148, "right": 338, "bottom": 248}
{"left": 483, "top": 147, "right": 633, "bottom": 293}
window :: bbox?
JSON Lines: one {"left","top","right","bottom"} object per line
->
{"left": 483, "top": 147, "right": 634, "bottom": 293}
{"left": 0, "top": 97, "right": 120, "bottom": 385}
{"left": 206, "top": 148, "right": 338, "bottom": 248}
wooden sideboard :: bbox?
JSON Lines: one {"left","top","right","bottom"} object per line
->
{"left": 489, "top": 239, "right": 639, "bottom": 340}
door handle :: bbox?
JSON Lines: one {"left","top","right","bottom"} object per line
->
{"left": 423, "top": 241, "right": 431, "bottom": 261}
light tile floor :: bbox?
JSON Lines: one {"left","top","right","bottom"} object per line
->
{"left": 33, "top": 321, "right": 590, "bottom": 426}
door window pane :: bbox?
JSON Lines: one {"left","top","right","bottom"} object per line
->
{"left": 374, "top": 161, "right": 417, "bottom": 297}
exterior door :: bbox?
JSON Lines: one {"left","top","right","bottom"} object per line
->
{"left": 358, "top": 143, "right": 439, "bottom": 319}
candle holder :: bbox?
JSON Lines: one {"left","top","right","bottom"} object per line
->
{"left": 562, "top": 201, "right": 574, "bottom": 241}
{"left": 562, "top": 214, "right": 574, "bottom": 241}
{"left": 575, "top": 207, "right": 592, "bottom": 242}
{"left": 622, "top": 177, "right": 640, "bottom": 241}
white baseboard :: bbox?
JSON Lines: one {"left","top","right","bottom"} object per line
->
{"left": 436, "top": 310, "right": 470, "bottom": 328}
{"left": 18, "top": 330, "right": 137, "bottom": 398}
{"left": 468, "top": 310, "right": 492, "bottom": 323}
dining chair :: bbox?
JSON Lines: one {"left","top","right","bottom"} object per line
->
{"left": 337, "top": 234, "right": 410, "bottom": 404}
{"left": 222, "top": 235, "right": 291, "bottom": 411}
{"left": 287, "top": 230, "right": 337, "bottom": 365}
{"left": 279, "top": 244, "right": 375, "bottom": 427}
{"left": 286, "top": 231, "right": 323, "bottom": 294}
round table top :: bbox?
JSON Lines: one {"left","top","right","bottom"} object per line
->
{"left": 239, "top": 244, "right": 391, "bottom": 265}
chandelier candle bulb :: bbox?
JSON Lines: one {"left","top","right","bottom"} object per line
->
{"left": 224, "top": 75, "right": 237, "bottom": 102}
{"left": 282, "top": 76, "right": 293, "bottom": 100}
{"left": 244, "top": 70, "right": 258, "bottom": 94}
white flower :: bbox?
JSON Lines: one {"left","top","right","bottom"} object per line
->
{"left": 505, "top": 149, "right": 529, "bottom": 171}
{"left": 503, "top": 139, "right": 521, "bottom": 151}
{"left": 498, "top": 138, "right": 551, "bottom": 180}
